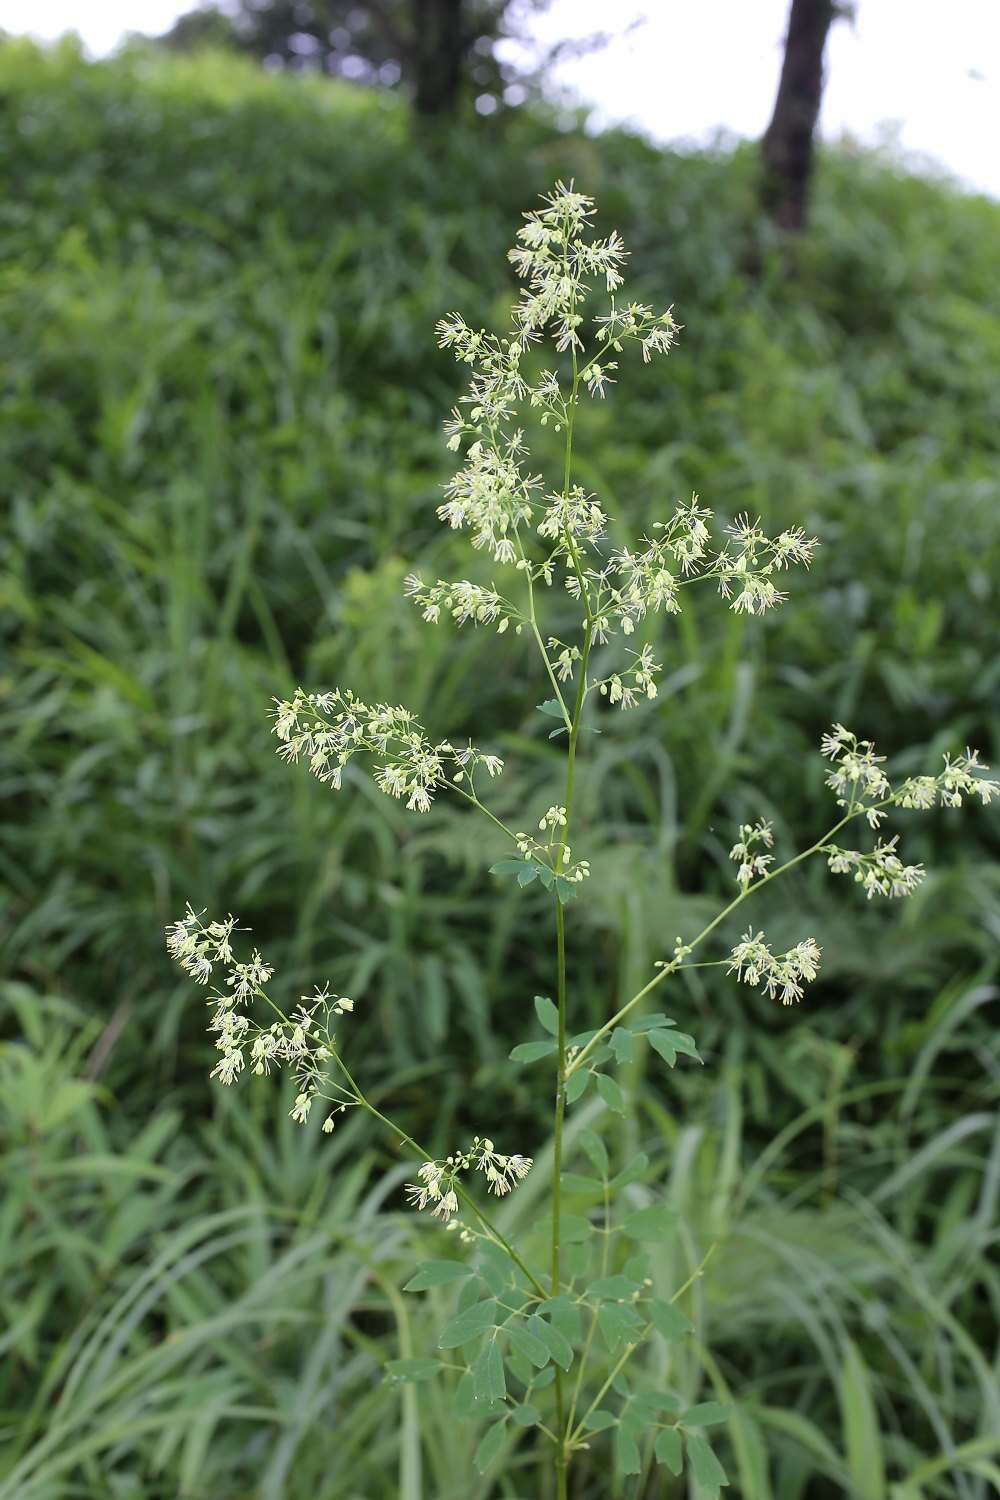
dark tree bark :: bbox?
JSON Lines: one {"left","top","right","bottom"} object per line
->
{"left": 761, "top": 0, "right": 837, "bottom": 231}
{"left": 411, "top": 0, "right": 468, "bottom": 116}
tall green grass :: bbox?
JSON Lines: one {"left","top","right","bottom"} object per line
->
{"left": 1, "top": 38, "right": 998, "bottom": 1496}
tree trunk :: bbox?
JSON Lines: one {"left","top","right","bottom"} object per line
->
{"left": 761, "top": 0, "right": 836, "bottom": 231}
{"left": 411, "top": 0, "right": 466, "bottom": 116}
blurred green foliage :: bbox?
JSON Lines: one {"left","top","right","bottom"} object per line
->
{"left": 1, "top": 38, "right": 999, "bottom": 1498}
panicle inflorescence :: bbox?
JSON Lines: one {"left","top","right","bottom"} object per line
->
{"left": 817, "top": 728, "right": 996, "bottom": 899}
{"left": 727, "top": 930, "right": 822, "bottom": 1006}
{"left": 420, "top": 186, "right": 819, "bottom": 710}
{"left": 823, "top": 837, "right": 925, "bottom": 900}
{"left": 404, "top": 1137, "right": 533, "bottom": 1223}
{"left": 166, "top": 910, "right": 355, "bottom": 1133}
{"left": 271, "top": 687, "right": 502, "bottom": 812}
{"left": 729, "top": 819, "right": 775, "bottom": 889}
{"left": 595, "top": 502, "right": 818, "bottom": 637}
{"left": 821, "top": 724, "right": 890, "bottom": 818}
{"left": 403, "top": 574, "right": 515, "bottom": 633}
{"left": 893, "top": 747, "right": 998, "bottom": 811}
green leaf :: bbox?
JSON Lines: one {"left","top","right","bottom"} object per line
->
{"left": 564, "top": 1070, "right": 590, "bottom": 1104}
{"left": 534, "top": 995, "right": 559, "bottom": 1035}
{"left": 475, "top": 1240, "right": 513, "bottom": 1295}
{"left": 560, "top": 1214, "right": 594, "bottom": 1243}
{"left": 584, "top": 1410, "right": 618, "bottom": 1432}
{"left": 476, "top": 1259, "right": 510, "bottom": 1298}
{"left": 624, "top": 1253, "right": 651, "bottom": 1282}
{"left": 438, "top": 1299, "right": 497, "bottom": 1349}
{"left": 489, "top": 859, "right": 533, "bottom": 877}
{"left": 457, "top": 1276, "right": 483, "bottom": 1312}
{"left": 631, "top": 1014, "right": 676, "bottom": 1033}
{"left": 623, "top": 1204, "right": 679, "bottom": 1241}
{"left": 546, "top": 1294, "right": 582, "bottom": 1343}
{"left": 533, "top": 1365, "right": 556, "bottom": 1390}
{"left": 655, "top": 1427, "right": 683, "bottom": 1473}
{"left": 536, "top": 698, "right": 566, "bottom": 719}
{"left": 404, "top": 1260, "right": 470, "bottom": 1291}
{"left": 472, "top": 1340, "right": 506, "bottom": 1404}
{"left": 528, "top": 1314, "right": 573, "bottom": 1371}
{"left": 686, "top": 1433, "right": 729, "bottom": 1492}
{"left": 671, "top": 1031, "right": 702, "bottom": 1062}
{"left": 598, "top": 1302, "right": 644, "bottom": 1351}
{"left": 588, "top": 1275, "right": 641, "bottom": 1301}
{"left": 616, "top": 1423, "right": 641, "bottom": 1475}
{"left": 517, "top": 863, "right": 540, "bottom": 888}
{"left": 578, "top": 1129, "right": 608, "bottom": 1177}
{"left": 682, "top": 1402, "right": 732, "bottom": 1428}
{"left": 647, "top": 1029, "right": 677, "bottom": 1067}
{"left": 610, "top": 1027, "right": 635, "bottom": 1064}
{"left": 839, "top": 1338, "right": 886, "bottom": 1500}
{"left": 385, "top": 1358, "right": 440, "bottom": 1383}
{"left": 511, "top": 1403, "right": 541, "bottom": 1428}
{"left": 452, "top": 1368, "right": 477, "bottom": 1418}
{"left": 509, "top": 1040, "right": 558, "bottom": 1064}
{"left": 565, "top": 1241, "right": 590, "bottom": 1279}
{"left": 649, "top": 1298, "right": 694, "bottom": 1342}
{"left": 633, "top": 1391, "right": 682, "bottom": 1418}
{"left": 609, "top": 1153, "right": 649, "bottom": 1192}
{"left": 553, "top": 874, "right": 579, "bottom": 903}
{"left": 474, "top": 1420, "right": 507, "bottom": 1474}
{"left": 596, "top": 1073, "right": 626, "bottom": 1114}
{"left": 505, "top": 1324, "right": 550, "bottom": 1369}
{"left": 560, "top": 1171, "right": 604, "bottom": 1198}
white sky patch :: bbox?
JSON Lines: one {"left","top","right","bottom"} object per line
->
{"left": 4, "top": 0, "right": 998, "bottom": 197}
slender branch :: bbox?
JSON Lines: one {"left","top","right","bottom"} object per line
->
{"left": 330, "top": 1052, "right": 548, "bottom": 1300}
{"left": 566, "top": 809, "right": 860, "bottom": 1078}
{"left": 450, "top": 780, "right": 520, "bottom": 845}
{"left": 518, "top": 534, "right": 573, "bottom": 731}
{"left": 567, "top": 1243, "right": 717, "bottom": 1448}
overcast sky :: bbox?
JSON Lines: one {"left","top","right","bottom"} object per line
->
{"left": 5, "top": 0, "right": 999, "bottom": 198}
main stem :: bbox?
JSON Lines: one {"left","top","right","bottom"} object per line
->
{"left": 549, "top": 272, "right": 591, "bottom": 1497}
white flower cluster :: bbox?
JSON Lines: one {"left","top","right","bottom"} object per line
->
{"left": 437, "top": 431, "right": 540, "bottom": 563}
{"left": 595, "top": 502, "right": 818, "bottom": 632}
{"left": 595, "top": 297, "right": 679, "bottom": 363}
{"left": 508, "top": 181, "right": 627, "bottom": 351}
{"left": 892, "top": 748, "right": 998, "bottom": 810}
{"left": 597, "top": 643, "right": 662, "bottom": 710}
{"left": 403, "top": 574, "right": 513, "bottom": 633}
{"left": 537, "top": 485, "right": 607, "bottom": 544}
{"left": 729, "top": 819, "right": 775, "bottom": 889}
{"left": 435, "top": 317, "right": 527, "bottom": 429}
{"left": 165, "top": 906, "right": 295, "bottom": 1016}
{"left": 823, "top": 836, "right": 925, "bottom": 900}
{"left": 727, "top": 930, "right": 822, "bottom": 1006}
{"left": 716, "top": 514, "right": 819, "bottom": 615}
{"left": 548, "top": 636, "right": 581, "bottom": 682}
{"left": 404, "top": 1137, "right": 533, "bottom": 1222}
{"left": 166, "top": 910, "right": 355, "bottom": 1132}
{"left": 272, "top": 688, "right": 502, "bottom": 812}
{"left": 512, "top": 829, "right": 591, "bottom": 885}
{"left": 821, "top": 724, "right": 890, "bottom": 818}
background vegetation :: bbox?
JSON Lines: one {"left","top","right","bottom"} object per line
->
{"left": 2, "top": 37, "right": 998, "bottom": 1498}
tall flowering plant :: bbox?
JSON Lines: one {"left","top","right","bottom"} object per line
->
{"left": 168, "top": 185, "right": 996, "bottom": 1496}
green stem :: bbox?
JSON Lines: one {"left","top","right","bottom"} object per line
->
{"left": 567, "top": 1244, "right": 717, "bottom": 1448}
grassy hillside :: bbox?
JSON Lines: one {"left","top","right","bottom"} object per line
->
{"left": 2, "top": 39, "right": 999, "bottom": 1499}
